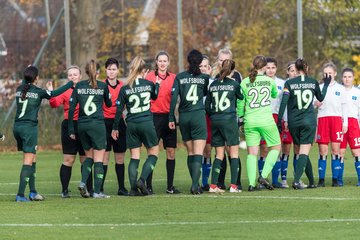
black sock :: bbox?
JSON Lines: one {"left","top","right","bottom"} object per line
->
{"left": 146, "top": 171, "right": 153, "bottom": 188}
{"left": 60, "top": 164, "right": 72, "bottom": 192}
{"left": 100, "top": 165, "right": 108, "bottom": 192}
{"left": 166, "top": 159, "right": 175, "bottom": 189}
{"left": 236, "top": 158, "right": 242, "bottom": 186}
{"left": 218, "top": 155, "right": 227, "bottom": 185}
{"left": 115, "top": 163, "right": 125, "bottom": 189}
{"left": 305, "top": 156, "right": 315, "bottom": 185}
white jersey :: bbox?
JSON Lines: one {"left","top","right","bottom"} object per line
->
{"left": 317, "top": 81, "right": 348, "bottom": 125}
{"left": 344, "top": 86, "right": 360, "bottom": 119}
{"left": 271, "top": 77, "right": 285, "bottom": 114}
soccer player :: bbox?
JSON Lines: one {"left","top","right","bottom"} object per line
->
{"left": 145, "top": 51, "right": 180, "bottom": 194}
{"left": 315, "top": 62, "right": 348, "bottom": 187}
{"left": 13, "top": 65, "right": 74, "bottom": 202}
{"left": 339, "top": 68, "right": 360, "bottom": 186}
{"left": 237, "top": 55, "right": 281, "bottom": 191}
{"left": 111, "top": 56, "right": 160, "bottom": 197}
{"left": 205, "top": 59, "right": 244, "bottom": 193}
{"left": 48, "top": 65, "right": 90, "bottom": 198}
{"left": 200, "top": 55, "right": 213, "bottom": 191}
{"left": 169, "top": 49, "right": 209, "bottom": 194}
{"left": 102, "top": 58, "right": 128, "bottom": 196}
{"left": 68, "top": 59, "right": 112, "bottom": 199}
{"left": 277, "top": 58, "right": 331, "bottom": 189}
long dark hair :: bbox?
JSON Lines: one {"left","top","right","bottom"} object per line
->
{"left": 21, "top": 66, "right": 38, "bottom": 100}
{"left": 85, "top": 59, "right": 98, "bottom": 89}
{"left": 219, "top": 59, "right": 235, "bottom": 81}
{"left": 295, "top": 58, "right": 309, "bottom": 75}
{"left": 249, "top": 55, "right": 267, "bottom": 83}
{"left": 187, "top": 49, "right": 203, "bottom": 76}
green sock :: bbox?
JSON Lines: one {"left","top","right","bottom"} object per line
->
{"left": 230, "top": 158, "right": 239, "bottom": 185}
{"left": 81, "top": 158, "right": 94, "bottom": 184}
{"left": 191, "top": 155, "right": 202, "bottom": 189}
{"left": 94, "top": 162, "right": 104, "bottom": 194}
{"left": 211, "top": 158, "right": 222, "bottom": 184}
{"left": 294, "top": 154, "right": 308, "bottom": 182}
{"left": 187, "top": 155, "right": 193, "bottom": 177}
{"left": 128, "top": 159, "right": 140, "bottom": 190}
{"left": 17, "top": 165, "right": 32, "bottom": 196}
{"left": 246, "top": 155, "right": 257, "bottom": 187}
{"left": 261, "top": 149, "right": 280, "bottom": 178}
{"left": 140, "top": 155, "right": 158, "bottom": 181}
{"left": 304, "top": 156, "right": 314, "bottom": 185}
{"left": 29, "top": 163, "right": 37, "bottom": 193}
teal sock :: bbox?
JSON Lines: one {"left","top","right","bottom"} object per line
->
{"left": 17, "top": 165, "right": 32, "bottom": 196}
{"left": 94, "top": 162, "right": 104, "bottom": 194}
{"left": 128, "top": 159, "right": 140, "bottom": 190}
{"left": 191, "top": 155, "right": 202, "bottom": 189}
{"left": 294, "top": 154, "right": 308, "bottom": 182}
{"left": 305, "top": 156, "right": 314, "bottom": 185}
{"left": 140, "top": 155, "right": 158, "bottom": 181}
{"left": 29, "top": 163, "right": 37, "bottom": 193}
{"left": 230, "top": 158, "right": 239, "bottom": 185}
{"left": 187, "top": 155, "right": 193, "bottom": 177}
{"left": 210, "top": 158, "right": 222, "bottom": 185}
{"left": 81, "top": 158, "right": 94, "bottom": 184}
{"left": 261, "top": 150, "right": 280, "bottom": 178}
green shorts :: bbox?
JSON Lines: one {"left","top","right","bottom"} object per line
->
{"left": 179, "top": 110, "right": 207, "bottom": 142}
{"left": 126, "top": 120, "right": 158, "bottom": 149}
{"left": 78, "top": 120, "right": 106, "bottom": 151}
{"left": 13, "top": 123, "right": 38, "bottom": 154}
{"left": 244, "top": 124, "right": 281, "bottom": 147}
{"left": 289, "top": 124, "right": 316, "bottom": 145}
{"left": 211, "top": 119, "right": 239, "bottom": 147}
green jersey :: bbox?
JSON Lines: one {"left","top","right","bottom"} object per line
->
{"left": 14, "top": 81, "right": 73, "bottom": 125}
{"left": 169, "top": 71, "right": 209, "bottom": 122}
{"left": 237, "top": 74, "right": 278, "bottom": 128}
{"left": 205, "top": 77, "right": 243, "bottom": 121}
{"left": 113, "top": 78, "right": 159, "bottom": 129}
{"left": 68, "top": 80, "right": 111, "bottom": 134}
{"left": 278, "top": 75, "right": 328, "bottom": 127}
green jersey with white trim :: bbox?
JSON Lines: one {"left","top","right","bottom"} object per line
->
{"left": 169, "top": 71, "right": 209, "bottom": 122}
{"left": 238, "top": 74, "right": 278, "bottom": 128}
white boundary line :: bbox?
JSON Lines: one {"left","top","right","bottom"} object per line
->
{"left": 1, "top": 218, "right": 360, "bottom": 227}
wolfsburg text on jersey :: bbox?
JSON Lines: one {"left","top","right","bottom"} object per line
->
{"left": 125, "top": 85, "right": 151, "bottom": 95}
{"left": 77, "top": 89, "right": 104, "bottom": 95}
{"left": 16, "top": 91, "right": 39, "bottom": 99}
{"left": 245, "top": 81, "right": 271, "bottom": 88}
{"left": 289, "top": 83, "right": 316, "bottom": 89}
{"left": 179, "top": 78, "right": 205, "bottom": 84}
{"left": 209, "top": 85, "right": 234, "bottom": 91}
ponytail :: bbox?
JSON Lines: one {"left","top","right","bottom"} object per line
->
{"left": 126, "top": 56, "right": 146, "bottom": 88}
{"left": 21, "top": 66, "right": 38, "bottom": 100}
{"left": 85, "top": 59, "right": 98, "bottom": 89}
{"left": 248, "top": 55, "right": 267, "bottom": 83}
{"left": 249, "top": 68, "right": 258, "bottom": 83}
{"left": 295, "top": 58, "right": 309, "bottom": 76}
{"left": 187, "top": 49, "right": 203, "bottom": 76}
{"left": 219, "top": 59, "right": 235, "bottom": 81}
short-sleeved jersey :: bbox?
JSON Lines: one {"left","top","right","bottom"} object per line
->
{"left": 238, "top": 74, "right": 278, "bottom": 128}
{"left": 68, "top": 80, "right": 111, "bottom": 133}
{"left": 205, "top": 77, "right": 243, "bottom": 121}
{"left": 271, "top": 77, "right": 285, "bottom": 114}
{"left": 344, "top": 86, "right": 360, "bottom": 119}
{"left": 49, "top": 87, "right": 79, "bottom": 120}
{"left": 281, "top": 75, "right": 324, "bottom": 127}
{"left": 169, "top": 71, "right": 209, "bottom": 122}
{"left": 113, "top": 78, "right": 159, "bottom": 129}
{"left": 14, "top": 81, "right": 73, "bottom": 124}
{"left": 103, "top": 79, "right": 123, "bottom": 119}
{"left": 317, "top": 82, "right": 347, "bottom": 118}
{"left": 146, "top": 71, "right": 176, "bottom": 114}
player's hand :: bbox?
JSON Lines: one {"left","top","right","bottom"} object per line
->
{"left": 323, "top": 73, "right": 331, "bottom": 85}
{"left": 0, "top": 135, "right": 5, "bottom": 141}
{"left": 314, "top": 100, "right": 322, "bottom": 108}
{"left": 277, "top": 121, "right": 282, "bottom": 134}
{"left": 237, "top": 117, "right": 244, "bottom": 127}
{"left": 342, "top": 125, "right": 348, "bottom": 134}
{"left": 111, "top": 130, "right": 119, "bottom": 140}
{"left": 284, "top": 121, "right": 289, "bottom": 132}
{"left": 46, "top": 81, "right": 54, "bottom": 91}
{"left": 169, "top": 122, "right": 176, "bottom": 130}
{"left": 69, "top": 134, "right": 76, "bottom": 140}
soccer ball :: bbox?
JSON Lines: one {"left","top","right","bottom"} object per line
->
{"left": 239, "top": 140, "right": 247, "bottom": 150}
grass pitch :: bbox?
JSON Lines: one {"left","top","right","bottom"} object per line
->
{"left": 0, "top": 148, "right": 359, "bottom": 239}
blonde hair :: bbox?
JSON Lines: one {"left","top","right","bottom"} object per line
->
{"left": 85, "top": 60, "right": 97, "bottom": 89}
{"left": 126, "top": 56, "right": 146, "bottom": 88}
{"left": 67, "top": 65, "right": 81, "bottom": 74}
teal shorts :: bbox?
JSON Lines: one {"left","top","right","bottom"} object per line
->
{"left": 13, "top": 123, "right": 38, "bottom": 154}
{"left": 78, "top": 120, "right": 107, "bottom": 151}
{"left": 211, "top": 119, "right": 239, "bottom": 147}
{"left": 179, "top": 110, "right": 207, "bottom": 142}
{"left": 126, "top": 120, "right": 158, "bottom": 149}
{"left": 244, "top": 124, "right": 281, "bottom": 147}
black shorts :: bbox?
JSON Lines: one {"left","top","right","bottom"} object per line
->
{"left": 289, "top": 124, "right": 317, "bottom": 145}
{"left": 105, "top": 118, "right": 127, "bottom": 153}
{"left": 61, "top": 120, "right": 85, "bottom": 156}
{"left": 13, "top": 122, "right": 38, "bottom": 154}
{"left": 153, "top": 113, "right": 177, "bottom": 148}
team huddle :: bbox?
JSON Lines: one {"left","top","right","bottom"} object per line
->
{"left": 9, "top": 47, "right": 360, "bottom": 202}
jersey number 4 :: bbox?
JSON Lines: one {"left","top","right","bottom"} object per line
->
{"left": 186, "top": 84, "right": 199, "bottom": 105}
{"left": 294, "top": 89, "right": 313, "bottom": 110}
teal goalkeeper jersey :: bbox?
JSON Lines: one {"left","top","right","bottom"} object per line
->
{"left": 205, "top": 77, "right": 243, "bottom": 120}
{"left": 169, "top": 71, "right": 209, "bottom": 122}
{"left": 238, "top": 74, "right": 278, "bottom": 128}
